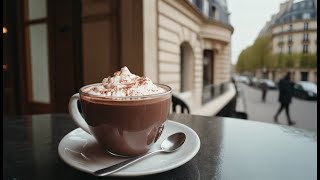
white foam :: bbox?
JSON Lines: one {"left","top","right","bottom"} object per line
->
{"left": 87, "top": 67, "right": 166, "bottom": 97}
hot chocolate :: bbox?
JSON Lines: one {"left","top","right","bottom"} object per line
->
{"left": 69, "top": 67, "right": 172, "bottom": 157}
{"left": 80, "top": 85, "right": 171, "bottom": 157}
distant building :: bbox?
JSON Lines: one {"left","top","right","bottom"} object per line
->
{"left": 258, "top": 0, "right": 295, "bottom": 37}
{"left": 260, "top": 0, "right": 317, "bottom": 83}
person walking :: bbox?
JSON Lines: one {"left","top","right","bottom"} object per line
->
{"left": 274, "top": 72, "right": 296, "bottom": 125}
{"left": 260, "top": 80, "right": 268, "bottom": 103}
{"left": 231, "top": 76, "right": 238, "bottom": 97}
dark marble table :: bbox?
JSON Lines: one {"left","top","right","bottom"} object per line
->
{"left": 3, "top": 114, "right": 317, "bottom": 180}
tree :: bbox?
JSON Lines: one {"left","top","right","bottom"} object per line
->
{"left": 251, "top": 35, "right": 272, "bottom": 69}
{"left": 236, "top": 50, "right": 245, "bottom": 73}
{"left": 300, "top": 53, "right": 317, "bottom": 68}
{"left": 236, "top": 36, "right": 273, "bottom": 73}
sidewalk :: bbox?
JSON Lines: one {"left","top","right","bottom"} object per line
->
{"left": 238, "top": 83, "right": 317, "bottom": 132}
{"left": 235, "top": 83, "right": 246, "bottom": 113}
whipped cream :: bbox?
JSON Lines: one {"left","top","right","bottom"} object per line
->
{"left": 85, "top": 67, "right": 166, "bottom": 97}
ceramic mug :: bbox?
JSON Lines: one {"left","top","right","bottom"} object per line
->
{"left": 68, "top": 83, "right": 172, "bottom": 157}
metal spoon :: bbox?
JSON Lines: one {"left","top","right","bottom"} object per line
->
{"left": 94, "top": 132, "right": 186, "bottom": 176}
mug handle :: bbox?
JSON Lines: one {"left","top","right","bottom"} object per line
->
{"left": 69, "top": 93, "right": 91, "bottom": 134}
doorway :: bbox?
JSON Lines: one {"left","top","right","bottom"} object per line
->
{"left": 13, "top": 0, "right": 84, "bottom": 114}
{"left": 301, "top": 72, "right": 309, "bottom": 81}
{"left": 203, "top": 49, "right": 214, "bottom": 86}
{"left": 202, "top": 49, "right": 214, "bottom": 104}
{"left": 180, "top": 42, "right": 194, "bottom": 92}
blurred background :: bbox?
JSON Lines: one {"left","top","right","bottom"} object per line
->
{"left": 3, "top": 0, "right": 317, "bottom": 131}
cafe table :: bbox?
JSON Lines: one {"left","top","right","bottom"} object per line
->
{"left": 3, "top": 113, "right": 317, "bottom": 180}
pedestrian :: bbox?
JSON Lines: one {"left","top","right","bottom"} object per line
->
{"left": 260, "top": 80, "right": 268, "bottom": 103}
{"left": 231, "top": 76, "right": 238, "bottom": 97}
{"left": 274, "top": 72, "right": 296, "bottom": 125}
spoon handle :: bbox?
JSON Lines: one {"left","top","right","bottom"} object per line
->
{"left": 94, "top": 150, "right": 163, "bottom": 176}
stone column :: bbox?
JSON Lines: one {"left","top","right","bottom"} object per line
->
{"left": 294, "top": 69, "right": 300, "bottom": 82}
{"left": 308, "top": 69, "right": 315, "bottom": 82}
{"left": 256, "top": 69, "right": 262, "bottom": 79}
{"left": 268, "top": 71, "right": 272, "bottom": 80}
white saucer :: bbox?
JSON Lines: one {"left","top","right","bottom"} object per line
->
{"left": 58, "top": 120, "right": 201, "bottom": 177}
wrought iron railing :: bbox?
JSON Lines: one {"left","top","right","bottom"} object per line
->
{"left": 202, "top": 82, "right": 230, "bottom": 104}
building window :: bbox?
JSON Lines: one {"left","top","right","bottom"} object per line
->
{"left": 278, "top": 35, "right": 284, "bottom": 46}
{"left": 304, "top": 22, "right": 309, "bottom": 30}
{"left": 292, "top": 4, "right": 297, "bottom": 10}
{"left": 289, "top": 24, "right": 293, "bottom": 31}
{"left": 303, "top": 13, "right": 310, "bottom": 19}
{"left": 288, "top": 35, "right": 293, "bottom": 41}
{"left": 280, "top": 46, "right": 283, "bottom": 54}
{"left": 180, "top": 42, "right": 194, "bottom": 92}
{"left": 303, "top": 45, "right": 309, "bottom": 53}
{"left": 303, "top": 33, "right": 309, "bottom": 41}
{"left": 24, "top": 0, "right": 51, "bottom": 103}
{"left": 197, "top": 0, "right": 203, "bottom": 10}
{"left": 288, "top": 46, "right": 292, "bottom": 54}
{"left": 210, "top": 6, "right": 216, "bottom": 19}
{"left": 281, "top": 26, "right": 283, "bottom": 32}
{"left": 301, "top": 72, "right": 309, "bottom": 81}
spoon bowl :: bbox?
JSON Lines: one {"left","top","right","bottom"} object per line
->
{"left": 161, "top": 132, "right": 186, "bottom": 152}
{"left": 94, "top": 132, "right": 186, "bottom": 176}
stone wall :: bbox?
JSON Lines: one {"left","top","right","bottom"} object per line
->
{"left": 155, "top": 0, "right": 233, "bottom": 111}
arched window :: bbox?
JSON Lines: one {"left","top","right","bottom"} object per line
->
{"left": 180, "top": 42, "right": 194, "bottom": 92}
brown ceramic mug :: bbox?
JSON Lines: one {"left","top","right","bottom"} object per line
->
{"left": 68, "top": 83, "right": 172, "bottom": 157}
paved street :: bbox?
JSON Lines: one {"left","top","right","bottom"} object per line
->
{"left": 236, "top": 83, "right": 317, "bottom": 132}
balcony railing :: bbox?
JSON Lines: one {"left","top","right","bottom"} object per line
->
{"left": 302, "top": 39, "right": 310, "bottom": 44}
{"left": 271, "top": 28, "right": 317, "bottom": 37}
{"left": 202, "top": 82, "right": 230, "bottom": 104}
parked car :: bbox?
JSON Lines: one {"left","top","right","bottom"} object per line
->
{"left": 293, "top": 81, "right": 317, "bottom": 100}
{"left": 264, "top": 79, "right": 277, "bottom": 89}
{"left": 259, "top": 79, "right": 277, "bottom": 89}
{"left": 249, "top": 77, "right": 259, "bottom": 86}
{"left": 238, "top": 76, "right": 250, "bottom": 84}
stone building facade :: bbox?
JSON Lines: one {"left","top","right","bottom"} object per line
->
{"left": 150, "top": 0, "right": 235, "bottom": 115}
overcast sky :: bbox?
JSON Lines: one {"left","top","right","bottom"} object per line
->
{"left": 227, "top": 0, "right": 287, "bottom": 65}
